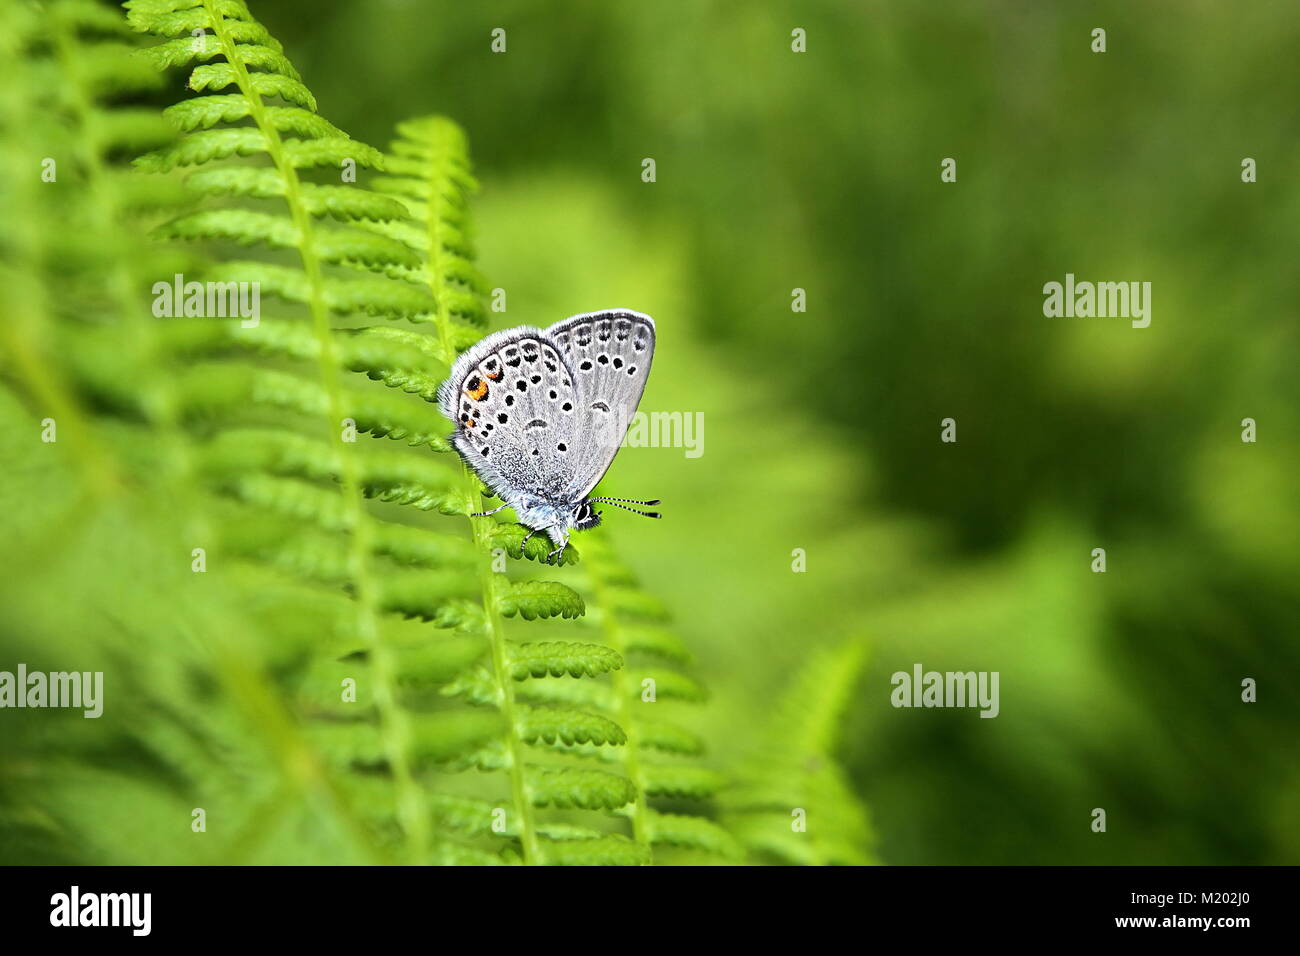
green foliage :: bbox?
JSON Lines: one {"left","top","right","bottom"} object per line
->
{"left": 569, "top": 533, "right": 742, "bottom": 861}
{"left": 226, "top": 0, "right": 1296, "bottom": 868}
{"left": 2, "top": 0, "right": 815, "bottom": 867}
{"left": 507, "top": 642, "right": 622, "bottom": 679}
{"left": 723, "top": 638, "right": 876, "bottom": 866}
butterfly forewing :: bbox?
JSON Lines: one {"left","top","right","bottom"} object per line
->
{"left": 437, "top": 327, "right": 583, "bottom": 503}
{"left": 544, "top": 309, "right": 655, "bottom": 499}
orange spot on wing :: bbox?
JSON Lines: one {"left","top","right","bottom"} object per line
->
{"left": 467, "top": 379, "right": 489, "bottom": 401}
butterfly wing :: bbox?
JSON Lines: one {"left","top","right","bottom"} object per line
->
{"left": 437, "top": 327, "right": 583, "bottom": 506}
{"left": 543, "top": 309, "right": 655, "bottom": 500}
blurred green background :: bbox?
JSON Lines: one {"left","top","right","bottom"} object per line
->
{"left": 4, "top": 0, "right": 1299, "bottom": 864}
{"left": 253, "top": 0, "right": 1298, "bottom": 863}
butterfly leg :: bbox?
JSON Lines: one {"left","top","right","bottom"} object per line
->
{"left": 471, "top": 503, "right": 508, "bottom": 517}
{"left": 518, "top": 526, "right": 542, "bottom": 555}
{"left": 544, "top": 528, "right": 569, "bottom": 564}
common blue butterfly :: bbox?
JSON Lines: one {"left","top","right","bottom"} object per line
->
{"left": 437, "top": 309, "right": 660, "bottom": 562}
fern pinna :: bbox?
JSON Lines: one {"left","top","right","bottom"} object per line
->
{"left": 722, "top": 638, "right": 876, "bottom": 866}
{"left": 118, "top": 0, "right": 728, "bottom": 864}
{"left": 0, "top": 0, "right": 384, "bottom": 866}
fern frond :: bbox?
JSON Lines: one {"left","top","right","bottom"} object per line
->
{"left": 641, "top": 810, "right": 743, "bottom": 859}
{"left": 311, "top": 710, "right": 504, "bottom": 768}
{"left": 511, "top": 677, "right": 614, "bottom": 711}
{"left": 131, "top": 0, "right": 444, "bottom": 860}
{"left": 527, "top": 767, "right": 637, "bottom": 810}
{"left": 498, "top": 581, "right": 587, "bottom": 621}
{"left": 637, "top": 667, "right": 709, "bottom": 703}
{"left": 507, "top": 641, "right": 622, "bottom": 679}
{"left": 177, "top": 364, "right": 451, "bottom": 449}
{"left": 575, "top": 531, "right": 730, "bottom": 861}
{"left": 163, "top": 321, "right": 451, "bottom": 401}
{"left": 537, "top": 835, "right": 650, "bottom": 867}
{"left": 390, "top": 635, "right": 486, "bottom": 688}
{"left": 488, "top": 522, "right": 582, "bottom": 566}
{"left": 134, "top": 126, "right": 266, "bottom": 170}
{"left": 426, "top": 795, "right": 649, "bottom": 865}
{"left": 430, "top": 843, "right": 511, "bottom": 866}
{"left": 619, "top": 625, "right": 693, "bottom": 664}
{"left": 363, "top": 116, "right": 489, "bottom": 355}
{"left": 721, "top": 637, "right": 876, "bottom": 866}
{"left": 187, "top": 62, "right": 315, "bottom": 108}
{"left": 641, "top": 765, "right": 727, "bottom": 800}
{"left": 378, "top": 570, "right": 484, "bottom": 620}
{"left": 155, "top": 210, "right": 420, "bottom": 270}
{"left": 205, "top": 261, "right": 432, "bottom": 317}
{"left": 634, "top": 719, "right": 706, "bottom": 756}
{"left": 517, "top": 706, "right": 627, "bottom": 748}
{"left": 185, "top": 168, "right": 409, "bottom": 222}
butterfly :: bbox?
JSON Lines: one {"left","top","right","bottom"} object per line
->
{"left": 436, "top": 309, "right": 661, "bottom": 563}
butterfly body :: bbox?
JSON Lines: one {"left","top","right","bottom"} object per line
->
{"left": 437, "top": 309, "right": 659, "bottom": 561}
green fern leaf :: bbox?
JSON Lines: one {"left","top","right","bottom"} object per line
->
{"left": 337, "top": 327, "right": 450, "bottom": 398}
{"left": 313, "top": 710, "right": 503, "bottom": 768}
{"left": 378, "top": 569, "right": 483, "bottom": 620}
{"left": 634, "top": 719, "right": 706, "bottom": 756}
{"left": 369, "top": 521, "right": 476, "bottom": 569}
{"left": 721, "top": 637, "right": 876, "bottom": 866}
{"left": 55, "top": 0, "right": 135, "bottom": 35}
{"left": 619, "top": 625, "right": 693, "bottom": 664}
{"left": 389, "top": 636, "right": 486, "bottom": 689}
{"left": 487, "top": 522, "right": 581, "bottom": 566}
{"left": 97, "top": 108, "right": 174, "bottom": 152}
{"left": 640, "top": 765, "right": 727, "bottom": 800}
{"left": 75, "top": 42, "right": 164, "bottom": 95}
{"left": 164, "top": 96, "right": 343, "bottom": 140}
{"left": 507, "top": 641, "right": 621, "bottom": 679}
{"left": 635, "top": 667, "right": 708, "bottom": 703}
{"left": 603, "top": 587, "right": 671, "bottom": 622}
{"left": 498, "top": 581, "right": 586, "bottom": 621}
{"left": 511, "top": 677, "right": 613, "bottom": 711}
{"left": 430, "top": 843, "right": 510, "bottom": 866}
{"left": 135, "top": 126, "right": 266, "bottom": 171}
{"left": 642, "top": 810, "right": 743, "bottom": 859}
{"left": 283, "top": 136, "right": 384, "bottom": 171}
{"left": 537, "top": 835, "right": 650, "bottom": 867}
{"left": 527, "top": 767, "right": 636, "bottom": 810}
{"left": 179, "top": 365, "right": 451, "bottom": 449}
{"left": 208, "top": 261, "right": 433, "bottom": 318}
{"left": 185, "top": 168, "right": 408, "bottom": 221}
{"left": 187, "top": 63, "right": 315, "bottom": 109}
{"left": 517, "top": 705, "right": 626, "bottom": 748}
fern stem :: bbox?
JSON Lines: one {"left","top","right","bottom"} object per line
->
{"left": 586, "top": 544, "right": 652, "bottom": 853}
{"left": 398, "top": 122, "right": 542, "bottom": 863}
{"left": 202, "top": 0, "right": 429, "bottom": 862}
{"left": 472, "top": 515, "right": 542, "bottom": 865}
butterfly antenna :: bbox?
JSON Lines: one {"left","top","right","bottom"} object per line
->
{"left": 590, "top": 496, "right": 662, "bottom": 506}
{"left": 598, "top": 500, "right": 661, "bottom": 519}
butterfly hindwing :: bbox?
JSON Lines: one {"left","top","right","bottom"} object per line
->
{"left": 437, "top": 327, "right": 582, "bottom": 503}
{"left": 544, "top": 309, "right": 655, "bottom": 499}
